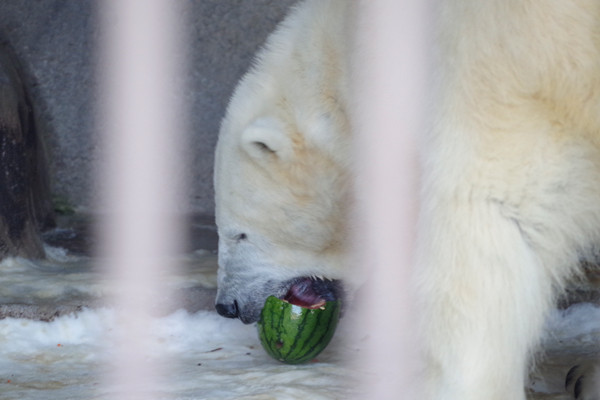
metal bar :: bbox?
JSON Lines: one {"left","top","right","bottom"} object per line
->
{"left": 97, "top": 1, "right": 185, "bottom": 398}
{"left": 353, "top": 0, "right": 430, "bottom": 397}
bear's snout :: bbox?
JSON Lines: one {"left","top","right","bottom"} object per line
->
{"left": 215, "top": 288, "right": 266, "bottom": 324}
{"left": 215, "top": 300, "right": 239, "bottom": 319}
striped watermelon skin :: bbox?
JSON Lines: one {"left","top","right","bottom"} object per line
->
{"left": 257, "top": 295, "right": 341, "bottom": 364}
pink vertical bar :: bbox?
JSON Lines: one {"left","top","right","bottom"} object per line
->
{"left": 97, "top": 0, "right": 184, "bottom": 398}
{"left": 353, "top": 0, "right": 429, "bottom": 398}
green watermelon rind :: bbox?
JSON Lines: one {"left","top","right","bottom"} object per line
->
{"left": 257, "top": 295, "right": 340, "bottom": 364}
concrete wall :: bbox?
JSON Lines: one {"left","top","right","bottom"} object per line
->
{"left": 0, "top": 0, "right": 297, "bottom": 216}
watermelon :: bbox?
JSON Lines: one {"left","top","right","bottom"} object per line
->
{"left": 257, "top": 295, "right": 341, "bottom": 364}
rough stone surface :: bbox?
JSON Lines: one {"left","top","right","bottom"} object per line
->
{"left": 0, "top": 0, "right": 297, "bottom": 214}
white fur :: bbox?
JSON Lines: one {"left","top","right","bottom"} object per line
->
{"left": 214, "top": 0, "right": 600, "bottom": 398}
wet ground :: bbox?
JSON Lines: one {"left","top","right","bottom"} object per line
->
{"left": 0, "top": 213, "right": 220, "bottom": 321}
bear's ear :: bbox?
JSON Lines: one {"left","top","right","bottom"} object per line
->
{"left": 240, "top": 117, "right": 292, "bottom": 162}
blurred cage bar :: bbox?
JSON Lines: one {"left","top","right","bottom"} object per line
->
{"left": 353, "top": 0, "right": 429, "bottom": 398}
{"left": 97, "top": 0, "right": 186, "bottom": 398}
{"left": 96, "top": 0, "right": 428, "bottom": 398}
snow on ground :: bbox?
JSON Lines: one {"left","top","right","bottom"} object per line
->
{"left": 0, "top": 248, "right": 363, "bottom": 400}
{"left": 0, "top": 308, "right": 363, "bottom": 400}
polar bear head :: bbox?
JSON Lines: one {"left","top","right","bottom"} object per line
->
{"left": 214, "top": 106, "right": 352, "bottom": 323}
{"left": 213, "top": 4, "right": 353, "bottom": 323}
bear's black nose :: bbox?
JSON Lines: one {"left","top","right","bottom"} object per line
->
{"left": 215, "top": 300, "right": 239, "bottom": 319}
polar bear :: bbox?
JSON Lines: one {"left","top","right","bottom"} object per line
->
{"left": 214, "top": 0, "right": 600, "bottom": 399}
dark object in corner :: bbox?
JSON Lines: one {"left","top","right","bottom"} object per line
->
{"left": 0, "top": 40, "right": 54, "bottom": 259}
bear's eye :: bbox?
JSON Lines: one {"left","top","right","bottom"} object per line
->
{"left": 252, "top": 141, "right": 275, "bottom": 154}
{"left": 235, "top": 233, "right": 247, "bottom": 242}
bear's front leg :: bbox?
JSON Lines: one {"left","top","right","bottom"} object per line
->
{"left": 416, "top": 191, "right": 555, "bottom": 400}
